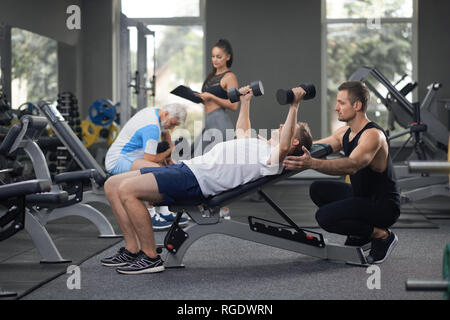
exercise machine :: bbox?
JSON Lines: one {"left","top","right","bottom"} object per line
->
{"left": 349, "top": 66, "right": 449, "bottom": 203}
{"left": 37, "top": 101, "right": 113, "bottom": 210}
{"left": 0, "top": 114, "right": 119, "bottom": 263}
{"left": 119, "top": 14, "right": 156, "bottom": 125}
{"left": 349, "top": 66, "right": 448, "bottom": 161}
{"left": 0, "top": 179, "right": 51, "bottom": 297}
{"left": 405, "top": 161, "right": 450, "bottom": 299}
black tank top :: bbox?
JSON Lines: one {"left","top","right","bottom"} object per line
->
{"left": 343, "top": 122, "right": 400, "bottom": 204}
{"left": 201, "top": 71, "right": 230, "bottom": 99}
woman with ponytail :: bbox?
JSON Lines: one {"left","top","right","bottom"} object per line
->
{"left": 193, "top": 39, "right": 239, "bottom": 153}
{"left": 193, "top": 39, "right": 239, "bottom": 219}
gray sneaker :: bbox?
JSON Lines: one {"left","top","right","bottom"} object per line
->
{"left": 101, "top": 247, "right": 139, "bottom": 267}
{"left": 116, "top": 252, "right": 165, "bottom": 275}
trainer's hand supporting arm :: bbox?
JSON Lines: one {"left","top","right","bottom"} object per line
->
{"left": 284, "top": 129, "right": 382, "bottom": 174}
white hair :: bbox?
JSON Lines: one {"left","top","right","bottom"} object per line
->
{"left": 161, "top": 103, "right": 187, "bottom": 126}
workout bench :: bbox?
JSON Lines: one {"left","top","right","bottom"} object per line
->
{"left": 37, "top": 101, "right": 111, "bottom": 208}
{"left": 157, "top": 144, "right": 368, "bottom": 268}
{"left": 0, "top": 115, "right": 119, "bottom": 263}
{"left": 0, "top": 179, "right": 51, "bottom": 297}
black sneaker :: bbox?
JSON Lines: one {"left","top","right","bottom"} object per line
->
{"left": 366, "top": 230, "right": 398, "bottom": 264}
{"left": 101, "top": 247, "right": 139, "bottom": 267}
{"left": 116, "top": 252, "right": 165, "bottom": 275}
{"left": 344, "top": 236, "right": 372, "bottom": 251}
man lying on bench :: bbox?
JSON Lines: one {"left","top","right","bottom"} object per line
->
{"left": 102, "top": 85, "right": 313, "bottom": 275}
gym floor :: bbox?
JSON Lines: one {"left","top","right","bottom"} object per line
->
{"left": 2, "top": 180, "right": 449, "bottom": 300}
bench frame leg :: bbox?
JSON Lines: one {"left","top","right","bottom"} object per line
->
{"left": 163, "top": 219, "right": 367, "bottom": 268}
{"left": 24, "top": 211, "right": 71, "bottom": 263}
{"left": 40, "top": 203, "right": 120, "bottom": 238}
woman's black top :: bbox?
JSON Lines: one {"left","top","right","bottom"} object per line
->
{"left": 201, "top": 71, "right": 231, "bottom": 100}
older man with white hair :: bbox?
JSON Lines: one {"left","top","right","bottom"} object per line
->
{"left": 104, "top": 103, "right": 188, "bottom": 234}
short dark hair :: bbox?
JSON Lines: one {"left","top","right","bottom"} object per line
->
{"left": 290, "top": 122, "right": 313, "bottom": 156}
{"left": 338, "top": 81, "right": 370, "bottom": 112}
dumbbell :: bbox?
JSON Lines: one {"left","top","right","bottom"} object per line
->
{"left": 157, "top": 138, "right": 185, "bottom": 155}
{"left": 276, "top": 84, "right": 316, "bottom": 105}
{"left": 99, "top": 128, "right": 109, "bottom": 139}
{"left": 227, "top": 80, "right": 264, "bottom": 103}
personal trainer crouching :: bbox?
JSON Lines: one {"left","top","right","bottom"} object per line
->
{"left": 283, "top": 81, "right": 400, "bottom": 264}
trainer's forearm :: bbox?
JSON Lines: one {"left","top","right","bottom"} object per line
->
{"left": 311, "top": 157, "right": 360, "bottom": 176}
{"left": 236, "top": 99, "right": 251, "bottom": 133}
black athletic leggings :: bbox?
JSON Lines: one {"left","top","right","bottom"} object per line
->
{"left": 310, "top": 181, "right": 400, "bottom": 238}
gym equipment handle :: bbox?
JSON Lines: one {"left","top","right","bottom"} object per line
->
{"left": 408, "top": 161, "right": 450, "bottom": 174}
{"left": 405, "top": 280, "right": 449, "bottom": 291}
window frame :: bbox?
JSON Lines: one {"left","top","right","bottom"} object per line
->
{"left": 125, "top": 0, "right": 206, "bottom": 80}
{"left": 321, "top": 0, "right": 418, "bottom": 137}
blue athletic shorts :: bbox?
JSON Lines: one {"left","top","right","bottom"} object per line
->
{"left": 140, "top": 162, "right": 204, "bottom": 205}
{"left": 108, "top": 155, "right": 138, "bottom": 175}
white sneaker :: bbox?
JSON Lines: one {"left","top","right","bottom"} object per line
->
{"left": 157, "top": 210, "right": 189, "bottom": 226}
{"left": 156, "top": 206, "right": 171, "bottom": 215}
{"left": 150, "top": 213, "right": 172, "bottom": 230}
{"left": 219, "top": 208, "right": 231, "bottom": 220}
{"left": 156, "top": 206, "right": 189, "bottom": 223}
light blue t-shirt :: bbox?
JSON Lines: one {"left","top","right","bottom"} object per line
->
{"left": 105, "top": 107, "right": 161, "bottom": 172}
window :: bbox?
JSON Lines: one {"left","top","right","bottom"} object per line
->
{"left": 323, "top": 0, "right": 416, "bottom": 136}
{"left": 150, "top": 25, "right": 204, "bottom": 140}
{"left": 326, "top": 0, "right": 413, "bottom": 19}
{"left": 122, "top": 0, "right": 205, "bottom": 142}
{"left": 122, "top": 0, "right": 200, "bottom": 18}
{"left": 11, "top": 28, "right": 58, "bottom": 109}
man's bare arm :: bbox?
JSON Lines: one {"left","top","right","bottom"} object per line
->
{"left": 235, "top": 86, "right": 253, "bottom": 139}
{"left": 311, "top": 129, "right": 382, "bottom": 175}
{"left": 269, "top": 87, "right": 305, "bottom": 165}
{"left": 284, "top": 129, "right": 382, "bottom": 174}
{"left": 268, "top": 106, "right": 299, "bottom": 165}
{"left": 313, "top": 125, "right": 348, "bottom": 153}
